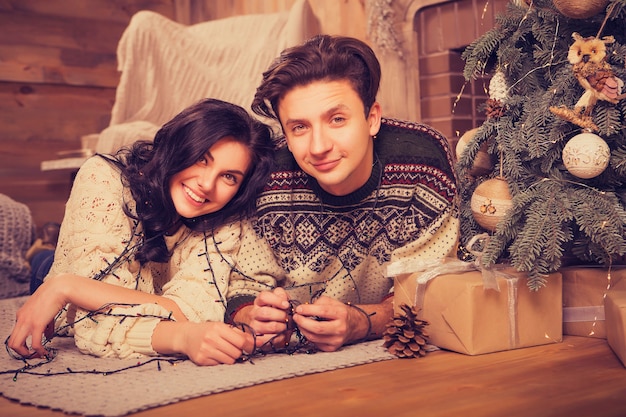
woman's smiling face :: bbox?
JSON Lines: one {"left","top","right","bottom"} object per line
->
{"left": 169, "top": 136, "right": 251, "bottom": 219}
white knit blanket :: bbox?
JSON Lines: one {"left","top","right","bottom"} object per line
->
{"left": 0, "top": 195, "right": 34, "bottom": 299}
{"left": 0, "top": 296, "right": 394, "bottom": 416}
{"left": 95, "top": 0, "right": 319, "bottom": 155}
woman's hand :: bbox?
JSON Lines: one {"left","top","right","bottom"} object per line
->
{"left": 154, "top": 321, "right": 255, "bottom": 366}
{"left": 7, "top": 275, "right": 70, "bottom": 358}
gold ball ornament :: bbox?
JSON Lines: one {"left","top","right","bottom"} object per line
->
{"left": 552, "top": 0, "right": 609, "bottom": 19}
{"left": 562, "top": 132, "right": 610, "bottom": 179}
{"left": 455, "top": 128, "right": 494, "bottom": 177}
{"left": 470, "top": 177, "right": 513, "bottom": 232}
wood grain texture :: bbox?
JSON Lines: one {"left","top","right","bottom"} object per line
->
{"left": 1, "top": 336, "right": 624, "bottom": 417}
{"left": 0, "top": 0, "right": 376, "bottom": 230}
{"left": 0, "top": 0, "right": 178, "bottom": 229}
{"left": 0, "top": 81, "right": 114, "bottom": 227}
{"left": 0, "top": 0, "right": 177, "bottom": 22}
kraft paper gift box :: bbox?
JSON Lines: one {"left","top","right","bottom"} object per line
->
{"left": 392, "top": 266, "right": 563, "bottom": 355}
{"left": 605, "top": 279, "right": 626, "bottom": 367}
{"left": 561, "top": 266, "right": 626, "bottom": 339}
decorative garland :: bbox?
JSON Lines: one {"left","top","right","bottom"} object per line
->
{"left": 366, "top": 0, "right": 404, "bottom": 58}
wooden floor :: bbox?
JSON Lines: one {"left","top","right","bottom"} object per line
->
{"left": 1, "top": 335, "right": 624, "bottom": 417}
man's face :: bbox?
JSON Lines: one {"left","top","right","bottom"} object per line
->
{"left": 277, "top": 80, "right": 381, "bottom": 196}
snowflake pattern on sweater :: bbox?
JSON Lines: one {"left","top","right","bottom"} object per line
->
{"left": 228, "top": 118, "right": 459, "bottom": 308}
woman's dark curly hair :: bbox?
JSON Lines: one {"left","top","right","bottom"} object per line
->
{"left": 102, "top": 98, "right": 274, "bottom": 264}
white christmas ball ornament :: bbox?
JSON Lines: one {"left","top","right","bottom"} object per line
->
{"left": 470, "top": 177, "right": 513, "bottom": 231}
{"left": 562, "top": 132, "right": 610, "bottom": 179}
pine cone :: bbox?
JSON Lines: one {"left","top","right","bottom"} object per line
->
{"left": 383, "top": 303, "right": 429, "bottom": 358}
{"left": 485, "top": 98, "right": 505, "bottom": 119}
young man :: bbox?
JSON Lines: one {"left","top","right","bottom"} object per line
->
{"left": 226, "top": 35, "right": 459, "bottom": 352}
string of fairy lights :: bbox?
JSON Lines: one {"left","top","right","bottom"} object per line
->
{"left": 3, "top": 168, "right": 388, "bottom": 379}
{"left": 1, "top": 302, "right": 322, "bottom": 381}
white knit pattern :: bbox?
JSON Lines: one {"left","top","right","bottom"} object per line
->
{"left": 0, "top": 193, "right": 34, "bottom": 298}
{"left": 50, "top": 156, "right": 241, "bottom": 358}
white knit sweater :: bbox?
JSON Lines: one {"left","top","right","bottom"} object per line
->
{"left": 49, "top": 156, "right": 242, "bottom": 359}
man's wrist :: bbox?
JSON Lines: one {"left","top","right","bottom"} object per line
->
{"left": 345, "top": 302, "right": 373, "bottom": 344}
{"left": 231, "top": 304, "right": 253, "bottom": 325}
{"left": 225, "top": 295, "right": 255, "bottom": 324}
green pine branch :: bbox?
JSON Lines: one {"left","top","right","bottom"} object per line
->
{"left": 456, "top": 0, "right": 626, "bottom": 288}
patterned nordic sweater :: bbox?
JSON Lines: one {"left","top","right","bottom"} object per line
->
{"left": 226, "top": 118, "right": 459, "bottom": 313}
{"left": 49, "top": 156, "right": 242, "bottom": 359}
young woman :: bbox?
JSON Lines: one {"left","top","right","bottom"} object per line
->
{"left": 7, "top": 98, "right": 274, "bottom": 366}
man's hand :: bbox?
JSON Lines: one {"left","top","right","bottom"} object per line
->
{"left": 233, "top": 287, "right": 293, "bottom": 349}
{"left": 292, "top": 296, "right": 368, "bottom": 352}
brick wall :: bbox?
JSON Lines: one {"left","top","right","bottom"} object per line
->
{"left": 413, "top": 0, "right": 509, "bottom": 151}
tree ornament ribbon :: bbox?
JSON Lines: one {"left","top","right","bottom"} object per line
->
{"left": 563, "top": 305, "right": 606, "bottom": 323}
{"left": 387, "top": 233, "right": 505, "bottom": 291}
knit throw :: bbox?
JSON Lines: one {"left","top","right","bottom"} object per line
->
{"left": 0, "top": 194, "right": 34, "bottom": 298}
{"left": 95, "top": 0, "right": 318, "bottom": 155}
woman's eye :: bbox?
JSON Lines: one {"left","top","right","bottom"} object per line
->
{"left": 223, "top": 173, "right": 238, "bottom": 184}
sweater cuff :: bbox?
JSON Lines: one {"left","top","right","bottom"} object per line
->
{"left": 124, "top": 316, "right": 161, "bottom": 356}
{"left": 225, "top": 295, "right": 255, "bottom": 324}
{"left": 113, "top": 303, "right": 171, "bottom": 357}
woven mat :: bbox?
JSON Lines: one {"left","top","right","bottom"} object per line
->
{"left": 0, "top": 296, "right": 395, "bottom": 416}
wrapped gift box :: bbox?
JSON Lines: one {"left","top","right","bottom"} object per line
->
{"left": 393, "top": 267, "right": 562, "bottom": 355}
{"left": 605, "top": 279, "right": 626, "bottom": 367}
{"left": 561, "top": 266, "right": 626, "bottom": 339}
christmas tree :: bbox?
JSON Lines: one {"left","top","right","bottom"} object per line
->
{"left": 457, "top": 0, "right": 626, "bottom": 290}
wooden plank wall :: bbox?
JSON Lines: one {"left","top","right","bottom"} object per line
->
{"left": 0, "top": 0, "right": 368, "bottom": 233}
{"left": 0, "top": 0, "right": 184, "bottom": 231}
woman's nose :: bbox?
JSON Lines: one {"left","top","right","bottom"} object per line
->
{"left": 197, "top": 168, "right": 216, "bottom": 191}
